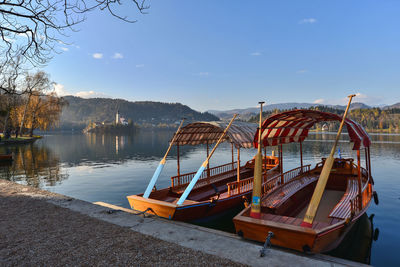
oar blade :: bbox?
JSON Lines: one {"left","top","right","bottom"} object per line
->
{"left": 143, "top": 163, "right": 165, "bottom": 198}
{"left": 176, "top": 165, "right": 206, "bottom": 205}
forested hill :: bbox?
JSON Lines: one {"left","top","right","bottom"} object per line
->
{"left": 248, "top": 105, "right": 400, "bottom": 133}
{"left": 60, "top": 96, "right": 218, "bottom": 130}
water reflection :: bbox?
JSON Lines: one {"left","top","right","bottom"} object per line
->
{"left": 0, "top": 131, "right": 399, "bottom": 266}
{"left": 0, "top": 143, "right": 68, "bottom": 187}
{"left": 327, "top": 213, "right": 379, "bottom": 264}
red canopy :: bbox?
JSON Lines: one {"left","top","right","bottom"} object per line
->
{"left": 254, "top": 109, "right": 371, "bottom": 150}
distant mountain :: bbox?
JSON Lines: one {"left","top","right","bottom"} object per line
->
{"left": 208, "top": 103, "right": 315, "bottom": 120}
{"left": 60, "top": 96, "right": 219, "bottom": 130}
{"left": 208, "top": 102, "right": 372, "bottom": 120}
{"left": 383, "top": 102, "right": 400, "bottom": 110}
{"left": 330, "top": 102, "right": 371, "bottom": 110}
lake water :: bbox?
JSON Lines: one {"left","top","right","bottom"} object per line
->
{"left": 1, "top": 130, "right": 399, "bottom": 266}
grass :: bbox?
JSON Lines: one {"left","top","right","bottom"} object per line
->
{"left": 0, "top": 134, "right": 42, "bottom": 142}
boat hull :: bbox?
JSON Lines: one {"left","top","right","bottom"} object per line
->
{"left": 0, "top": 154, "right": 12, "bottom": 161}
{"left": 233, "top": 193, "right": 372, "bottom": 253}
{"left": 127, "top": 191, "right": 252, "bottom": 222}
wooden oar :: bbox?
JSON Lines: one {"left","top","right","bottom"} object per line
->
{"left": 301, "top": 94, "right": 356, "bottom": 227}
{"left": 143, "top": 119, "right": 185, "bottom": 198}
{"left": 250, "top": 101, "right": 265, "bottom": 218}
{"left": 176, "top": 114, "right": 238, "bottom": 206}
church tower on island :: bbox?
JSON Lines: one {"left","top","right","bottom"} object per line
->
{"left": 116, "top": 110, "right": 120, "bottom": 124}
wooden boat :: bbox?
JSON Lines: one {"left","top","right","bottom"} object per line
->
{"left": 127, "top": 120, "right": 280, "bottom": 222}
{"left": 233, "top": 108, "right": 377, "bottom": 253}
{"left": 0, "top": 154, "right": 13, "bottom": 161}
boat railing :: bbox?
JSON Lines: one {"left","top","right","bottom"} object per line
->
{"left": 226, "top": 164, "right": 310, "bottom": 198}
{"left": 226, "top": 169, "right": 270, "bottom": 197}
{"left": 262, "top": 164, "right": 311, "bottom": 196}
{"left": 171, "top": 161, "right": 238, "bottom": 189}
{"left": 349, "top": 166, "right": 373, "bottom": 216}
{"left": 244, "top": 157, "right": 279, "bottom": 169}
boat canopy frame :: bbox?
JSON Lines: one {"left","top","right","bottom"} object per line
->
{"left": 254, "top": 109, "right": 371, "bottom": 150}
{"left": 171, "top": 121, "right": 258, "bottom": 149}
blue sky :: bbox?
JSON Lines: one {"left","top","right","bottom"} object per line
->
{"left": 45, "top": 0, "right": 400, "bottom": 111}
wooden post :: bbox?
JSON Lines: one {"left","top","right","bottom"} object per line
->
{"left": 237, "top": 148, "right": 241, "bottom": 183}
{"left": 300, "top": 141, "right": 303, "bottom": 172}
{"left": 280, "top": 144, "right": 284, "bottom": 184}
{"left": 367, "top": 146, "right": 372, "bottom": 181}
{"left": 206, "top": 141, "right": 210, "bottom": 178}
{"left": 263, "top": 146, "right": 267, "bottom": 181}
{"left": 364, "top": 148, "right": 368, "bottom": 175}
{"left": 177, "top": 143, "right": 180, "bottom": 177}
{"left": 231, "top": 143, "right": 235, "bottom": 170}
{"left": 357, "top": 149, "right": 362, "bottom": 209}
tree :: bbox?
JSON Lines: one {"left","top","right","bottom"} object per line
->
{"left": 25, "top": 92, "right": 66, "bottom": 136}
{"left": 0, "top": 0, "right": 149, "bottom": 67}
{"left": 19, "top": 71, "right": 52, "bottom": 133}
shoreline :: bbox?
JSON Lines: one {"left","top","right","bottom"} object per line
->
{"left": 0, "top": 179, "right": 367, "bottom": 266}
{"left": 0, "top": 136, "right": 41, "bottom": 146}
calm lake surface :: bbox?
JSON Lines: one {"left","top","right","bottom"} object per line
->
{"left": 1, "top": 130, "right": 399, "bottom": 266}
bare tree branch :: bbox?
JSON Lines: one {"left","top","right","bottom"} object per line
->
{"left": 0, "top": 0, "right": 149, "bottom": 68}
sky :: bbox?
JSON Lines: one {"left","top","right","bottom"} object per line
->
{"left": 45, "top": 0, "right": 400, "bottom": 112}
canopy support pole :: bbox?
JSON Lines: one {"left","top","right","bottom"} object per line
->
{"left": 364, "top": 148, "right": 368, "bottom": 176}
{"left": 263, "top": 147, "right": 267, "bottom": 181}
{"left": 357, "top": 149, "right": 363, "bottom": 209}
{"left": 367, "top": 147, "right": 372, "bottom": 181}
{"left": 300, "top": 141, "right": 303, "bottom": 172}
{"left": 231, "top": 143, "right": 235, "bottom": 170}
{"left": 280, "top": 144, "right": 284, "bottom": 184}
{"left": 177, "top": 143, "right": 180, "bottom": 178}
{"left": 237, "top": 148, "right": 241, "bottom": 183}
{"left": 206, "top": 141, "right": 210, "bottom": 178}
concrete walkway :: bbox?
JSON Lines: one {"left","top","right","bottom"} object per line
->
{"left": 0, "top": 180, "right": 368, "bottom": 266}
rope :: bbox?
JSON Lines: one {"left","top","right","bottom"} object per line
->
{"left": 107, "top": 207, "right": 159, "bottom": 218}
{"left": 260, "top": 231, "right": 274, "bottom": 257}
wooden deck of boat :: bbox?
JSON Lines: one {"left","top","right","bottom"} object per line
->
{"left": 296, "top": 190, "right": 345, "bottom": 224}
{"left": 262, "top": 173, "right": 319, "bottom": 208}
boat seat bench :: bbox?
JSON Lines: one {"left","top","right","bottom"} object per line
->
{"left": 328, "top": 178, "right": 358, "bottom": 219}
{"left": 261, "top": 174, "right": 318, "bottom": 209}
{"left": 172, "top": 168, "right": 251, "bottom": 194}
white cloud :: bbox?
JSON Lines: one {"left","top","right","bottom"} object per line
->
{"left": 195, "top": 72, "right": 209, "bottom": 76}
{"left": 92, "top": 53, "right": 103, "bottom": 59}
{"left": 75, "top": 90, "right": 109, "bottom": 98}
{"left": 250, "top": 52, "right": 262, "bottom": 56}
{"left": 53, "top": 84, "right": 109, "bottom": 99}
{"left": 61, "top": 47, "right": 69, "bottom": 52}
{"left": 296, "top": 69, "right": 308, "bottom": 74}
{"left": 135, "top": 64, "right": 145, "bottom": 68}
{"left": 113, "top": 53, "right": 123, "bottom": 59}
{"left": 53, "top": 83, "right": 68, "bottom": 96}
{"left": 313, "top": 99, "right": 325, "bottom": 104}
{"left": 299, "top": 18, "right": 317, "bottom": 24}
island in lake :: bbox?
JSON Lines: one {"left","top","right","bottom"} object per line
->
{"left": 83, "top": 110, "right": 135, "bottom": 134}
